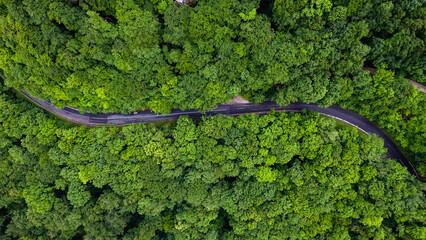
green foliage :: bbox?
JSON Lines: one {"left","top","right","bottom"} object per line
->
{"left": 340, "top": 68, "right": 426, "bottom": 178}
{"left": 148, "top": 0, "right": 174, "bottom": 14}
{"left": 0, "top": 1, "right": 424, "bottom": 237}
{"left": 239, "top": 8, "right": 257, "bottom": 21}
{"left": 349, "top": 0, "right": 425, "bottom": 83}
{"left": 0, "top": 82, "right": 424, "bottom": 239}
{"left": 254, "top": 166, "right": 278, "bottom": 183}
{"left": 22, "top": 183, "right": 55, "bottom": 214}
{"left": 0, "top": 0, "right": 424, "bottom": 113}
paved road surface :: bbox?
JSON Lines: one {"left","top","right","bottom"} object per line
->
{"left": 21, "top": 91, "right": 421, "bottom": 180}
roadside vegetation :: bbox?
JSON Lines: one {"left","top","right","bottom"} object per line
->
{"left": 1, "top": 1, "right": 424, "bottom": 173}
{"left": 0, "top": 83, "right": 424, "bottom": 239}
{"left": 339, "top": 69, "right": 426, "bottom": 179}
{"left": 0, "top": 0, "right": 424, "bottom": 113}
{"left": 0, "top": 0, "right": 425, "bottom": 239}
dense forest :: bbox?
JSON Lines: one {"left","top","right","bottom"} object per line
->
{"left": 0, "top": 0, "right": 424, "bottom": 113}
{"left": 0, "top": 0, "right": 425, "bottom": 239}
{"left": 339, "top": 69, "right": 426, "bottom": 179}
{"left": 0, "top": 82, "right": 425, "bottom": 239}
{"left": 0, "top": 1, "right": 424, "bottom": 176}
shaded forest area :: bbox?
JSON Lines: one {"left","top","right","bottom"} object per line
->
{"left": 0, "top": 82, "right": 425, "bottom": 239}
{"left": 0, "top": 0, "right": 425, "bottom": 239}
{"left": 0, "top": 0, "right": 424, "bottom": 113}
{"left": 0, "top": 0, "right": 424, "bottom": 177}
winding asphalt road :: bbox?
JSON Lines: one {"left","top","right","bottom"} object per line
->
{"left": 21, "top": 91, "right": 421, "bottom": 180}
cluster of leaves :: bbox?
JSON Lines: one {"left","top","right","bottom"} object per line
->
{"left": 0, "top": 0, "right": 424, "bottom": 114}
{"left": 354, "top": 0, "right": 425, "bottom": 83}
{"left": 0, "top": 83, "right": 425, "bottom": 239}
{"left": 338, "top": 68, "right": 426, "bottom": 178}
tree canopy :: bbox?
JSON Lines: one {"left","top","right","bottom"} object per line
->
{"left": 0, "top": 1, "right": 425, "bottom": 238}
{"left": 0, "top": 0, "right": 424, "bottom": 114}
{"left": 1, "top": 2, "right": 424, "bottom": 174}
{"left": 0, "top": 82, "right": 425, "bottom": 239}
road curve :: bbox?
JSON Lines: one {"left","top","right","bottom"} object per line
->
{"left": 20, "top": 91, "right": 421, "bottom": 180}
